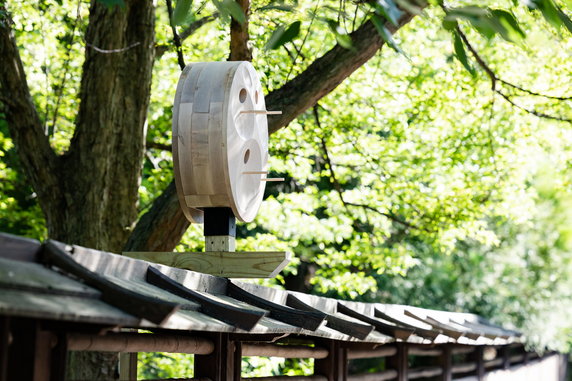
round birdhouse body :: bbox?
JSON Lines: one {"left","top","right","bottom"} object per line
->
{"left": 172, "top": 61, "right": 269, "bottom": 223}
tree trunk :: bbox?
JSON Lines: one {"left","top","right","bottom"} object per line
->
{"left": 2, "top": 0, "right": 156, "bottom": 378}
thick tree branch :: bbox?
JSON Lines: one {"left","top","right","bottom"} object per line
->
{"left": 229, "top": 0, "right": 252, "bottom": 61}
{"left": 127, "top": 6, "right": 423, "bottom": 252}
{"left": 457, "top": 27, "right": 571, "bottom": 123}
{"left": 0, "top": 6, "right": 60, "bottom": 214}
{"left": 266, "top": 9, "right": 421, "bottom": 134}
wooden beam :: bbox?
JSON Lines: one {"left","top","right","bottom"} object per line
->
{"left": 123, "top": 250, "right": 290, "bottom": 278}
{"left": 42, "top": 241, "right": 180, "bottom": 325}
{"left": 347, "top": 345, "right": 397, "bottom": 360}
{"left": 146, "top": 266, "right": 265, "bottom": 330}
{"left": 287, "top": 295, "right": 374, "bottom": 340}
{"left": 67, "top": 332, "right": 214, "bottom": 354}
{"left": 227, "top": 282, "right": 326, "bottom": 331}
{"left": 347, "top": 370, "right": 398, "bottom": 381}
{"left": 338, "top": 303, "right": 414, "bottom": 340}
{"left": 374, "top": 308, "right": 441, "bottom": 340}
{"left": 242, "top": 343, "right": 329, "bottom": 359}
{"left": 408, "top": 366, "right": 442, "bottom": 379}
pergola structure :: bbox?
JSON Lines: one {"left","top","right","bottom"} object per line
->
{"left": 0, "top": 232, "right": 567, "bottom": 381}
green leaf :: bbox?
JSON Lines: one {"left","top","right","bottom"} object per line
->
{"left": 445, "top": 6, "right": 497, "bottom": 40}
{"left": 224, "top": 0, "right": 246, "bottom": 24}
{"left": 373, "top": 0, "right": 403, "bottom": 26}
{"left": 264, "top": 21, "right": 301, "bottom": 50}
{"left": 452, "top": 30, "right": 476, "bottom": 76}
{"left": 172, "top": 0, "right": 193, "bottom": 26}
{"left": 325, "top": 19, "right": 354, "bottom": 50}
{"left": 211, "top": 0, "right": 245, "bottom": 24}
{"left": 557, "top": 9, "right": 572, "bottom": 33}
{"left": 491, "top": 9, "right": 526, "bottom": 42}
{"left": 371, "top": 14, "right": 403, "bottom": 54}
{"left": 96, "top": 0, "right": 125, "bottom": 8}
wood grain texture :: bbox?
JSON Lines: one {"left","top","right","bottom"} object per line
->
{"left": 0, "top": 257, "right": 100, "bottom": 298}
{"left": 226, "top": 282, "right": 326, "bottom": 331}
{"left": 146, "top": 266, "right": 264, "bottom": 330}
{"left": 337, "top": 303, "right": 414, "bottom": 341}
{"left": 172, "top": 61, "right": 268, "bottom": 222}
{"left": 0, "top": 233, "right": 42, "bottom": 262}
{"left": 42, "top": 240, "right": 179, "bottom": 325}
{"left": 286, "top": 294, "right": 374, "bottom": 340}
{"left": 123, "top": 250, "right": 290, "bottom": 278}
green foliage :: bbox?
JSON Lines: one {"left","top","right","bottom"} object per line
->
{"left": 2, "top": 0, "right": 572, "bottom": 377}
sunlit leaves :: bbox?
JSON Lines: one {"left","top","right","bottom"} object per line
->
{"left": 452, "top": 29, "right": 475, "bottom": 76}
{"left": 264, "top": 21, "right": 301, "bottom": 50}
{"left": 371, "top": 13, "right": 403, "bottom": 53}
{"left": 172, "top": 0, "right": 192, "bottom": 26}
{"left": 212, "top": 0, "right": 246, "bottom": 24}
{"left": 324, "top": 18, "right": 353, "bottom": 49}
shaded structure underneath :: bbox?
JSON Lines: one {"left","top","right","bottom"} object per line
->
{"left": 0, "top": 232, "right": 568, "bottom": 381}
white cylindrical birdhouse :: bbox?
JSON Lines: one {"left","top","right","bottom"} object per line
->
{"left": 172, "top": 61, "right": 269, "bottom": 223}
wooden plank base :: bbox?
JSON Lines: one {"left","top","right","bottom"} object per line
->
{"left": 123, "top": 251, "right": 291, "bottom": 278}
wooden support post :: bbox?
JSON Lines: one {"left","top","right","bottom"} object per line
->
{"left": 386, "top": 343, "right": 408, "bottom": 381}
{"left": 314, "top": 340, "right": 347, "bottom": 381}
{"left": 195, "top": 333, "right": 238, "bottom": 381}
{"left": 471, "top": 346, "right": 485, "bottom": 380}
{"left": 438, "top": 345, "right": 452, "bottom": 381}
{"left": 6, "top": 318, "right": 54, "bottom": 381}
{"left": 204, "top": 207, "right": 236, "bottom": 252}
{"left": 50, "top": 331, "right": 68, "bottom": 381}
{"left": 119, "top": 353, "right": 137, "bottom": 381}
{"left": 500, "top": 346, "right": 510, "bottom": 370}
{"left": 0, "top": 317, "right": 8, "bottom": 381}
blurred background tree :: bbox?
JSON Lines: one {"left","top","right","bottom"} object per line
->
{"left": 1, "top": 0, "right": 571, "bottom": 378}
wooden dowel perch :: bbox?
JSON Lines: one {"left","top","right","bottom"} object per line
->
{"left": 261, "top": 178, "right": 285, "bottom": 182}
{"left": 243, "top": 171, "right": 268, "bottom": 175}
{"left": 240, "top": 110, "right": 282, "bottom": 115}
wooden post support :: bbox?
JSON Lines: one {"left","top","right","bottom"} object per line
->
{"left": 6, "top": 318, "right": 54, "bottom": 381}
{"left": 0, "top": 317, "right": 8, "bottom": 381}
{"left": 314, "top": 340, "right": 347, "bottom": 381}
{"left": 204, "top": 207, "right": 236, "bottom": 252}
{"left": 471, "top": 346, "right": 485, "bottom": 380}
{"left": 119, "top": 352, "right": 137, "bottom": 381}
{"left": 387, "top": 342, "right": 408, "bottom": 381}
{"left": 195, "top": 333, "right": 239, "bottom": 381}
{"left": 500, "top": 346, "right": 510, "bottom": 370}
{"left": 438, "top": 345, "right": 452, "bottom": 381}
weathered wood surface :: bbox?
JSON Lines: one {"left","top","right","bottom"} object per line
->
{"left": 146, "top": 266, "right": 264, "bottom": 330}
{"left": 347, "top": 370, "right": 399, "bottom": 381}
{"left": 173, "top": 62, "right": 269, "bottom": 223}
{"left": 0, "top": 257, "right": 99, "bottom": 298}
{"left": 404, "top": 310, "right": 464, "bottom": 340}
{"left": 337, "top": 302, "right": 414, "bottom": 340}
{"left": 287, "top": 294, "right": 374, "bottom": 340}
{"left": 123, "top": 250, "right": 290, "bottom": 278}
{"left": 227, "top": 282, "right": 326, "bottom": 331}
{"left": 0, "top": 233, "right": 41, "bottom": 262}
{"left": 69, "top": 243, "right": 228, "bottom": 293}
{"left": 68, "top": 332, "right": 214, "bottom": 354}
{"left": 241, "top": 343, "right": 329, "bottom": 359}
{"left": 0, "top": 288, "right": 138, "bottom": 325}
{"left": 42, "top": 240, "right": 179, "bottom": 325}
